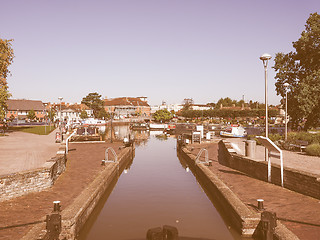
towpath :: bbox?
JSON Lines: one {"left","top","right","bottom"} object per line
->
{"left": 224, "top": 137, "right": 320, "bottom": 175}
{"left": 0, "top": 129, "right": 60, "bottom": 175}
{"left": 187, "top": 139, "right": 320, "bottom": 240}
{"left": 0, "top": 141, "right": 123, "bottom": 240}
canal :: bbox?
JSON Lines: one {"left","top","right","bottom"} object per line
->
{"left": 79, "top": 131, "right": 241, "bottom": 240}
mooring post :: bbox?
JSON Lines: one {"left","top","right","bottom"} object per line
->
{"left": 146, "top": 225, "right": 179, "bottom": 240}
{"left": 44, "top": 201, "right": 62, "bottom": 240}
{"left": 260, "top": 211, "right": 277, "bottom": 240}
{"left": 163, "top": 225, "right": 179, "bottom": 240}
{"left": 146, "top": 227, "right": 163, "bottom": 240}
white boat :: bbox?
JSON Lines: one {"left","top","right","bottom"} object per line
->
{"left": 149, "top": 123, "right": 167, "bottom": 130}
{"left": 220, "top": 125, "right": 247, "bottom": 138}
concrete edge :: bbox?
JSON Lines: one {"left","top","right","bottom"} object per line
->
{"left": 223, "top": 140, "right": 320, "bottom": 178}
{"left": 215, "top": 141, "right": 300, "bottom": 239}
{"left": 21, "top": 146, "right": 134, "bottom": 240}
{"left": 180, "top": 147, "right": 260, "bottom": 237}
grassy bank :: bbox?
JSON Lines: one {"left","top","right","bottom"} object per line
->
{"left": 9, "top": 125, "right": 56, "bottom": 135}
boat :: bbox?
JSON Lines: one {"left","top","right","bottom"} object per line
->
{"left": 220, "top": 125, "right": 247, "bottom": 138}
{"left": 149, "top": 123, "right": 168, "bottom": 130}
{"left": 130, "top": 122, "right": 149, "bottom": 130}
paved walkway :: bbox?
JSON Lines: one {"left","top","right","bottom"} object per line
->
{"left": 223, "top": 137, "right": 320, "bottom": 176}
{"left": 187, "top": 140, "right": 320, "bottom": 240}
{"left": 0, "top": 142, "right": 123, "bottom": 240}
{"left": 0, "top": 128, "right": 60, "bottom": 175}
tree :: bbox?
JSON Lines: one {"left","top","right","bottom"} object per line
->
{"left": 80, "top": 110, "right": 88, "bottom": 119}
{"left": 0, "top": 39, "right": 14, "bottom": 121}
{"left": 182, "top": 98, "right": 194, "bottom": 110}
{"left": 274, "top": 13, "right": 320, "bottom": 129}
{"left": 153, "top": 109, "right": 173, "bottom": 122}
{"left": 47, "top": 108, "right": 56, "bottom": 122}
{"left": 27, "top": 109, "right": 36, "bottom": 121}
{"left": 81, "top": 92, "right": 104, "bottom": 118}
{"left": 97, "top": 108, "right": 110, "bottom": 119}
{"left": 216, "top": 97, "right": 236, "bottom": 108}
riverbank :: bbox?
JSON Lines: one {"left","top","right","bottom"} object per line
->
{"left": 0, "top": 141, "right": 133, "bottom": 240}
{"left": 178, "top": 140, "right": 320, "bottom": 239}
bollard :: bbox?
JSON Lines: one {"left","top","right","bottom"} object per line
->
{"left": 146, "top": 227, "right": 163, "bottom": 240}
{"left": 45, "top": 201, "right": 62, "bottom": 240}
{"left": 257, "top": 199, "right": 264, "bottom": 211}
{"left": 245, "top": 140, "right": 256, "bottom": 158}
{"left": 260, "top": 211, "right": 277, "bottom": 240}
{"left": 163, "top": 225, "right": 179, "bottom": 240}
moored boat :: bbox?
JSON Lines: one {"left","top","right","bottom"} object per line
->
{"left": 220, "top": 125, "right": 247, "bottom": 138}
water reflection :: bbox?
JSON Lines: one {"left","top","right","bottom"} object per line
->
{"left": 79, "top": 127, "right": 240, "bottom": 239}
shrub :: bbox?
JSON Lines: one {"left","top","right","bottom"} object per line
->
{"left": 269, "top": 133, "right": 283, "bottom": 142}
{"left": 287, "top": 132, "right": 320, "bottom": 144}
{"left": 305, "top": 143, "right": 320, "bottom": 156}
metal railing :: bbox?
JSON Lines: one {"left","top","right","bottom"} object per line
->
{"left": 101, "top": 147, "right": 118, "bottom": 165}
{"left": 65, "top": 129, "right": 77, "bottom": 154}
{"left": 195, "top": 148, "right": 209, "bottom": 164}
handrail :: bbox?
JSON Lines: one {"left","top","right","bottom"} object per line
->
{"left": 66, "top": 129, "right": 77, "bottom": 154}
{"left": 104, "top": 147, "right": 118, "bottom": 163}
{"left": 196, "top": 148, "right": 209, "bottom": 164}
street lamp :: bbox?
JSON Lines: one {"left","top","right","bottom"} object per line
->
{"left": 260, "top": 53, "right": 272, "bottom": 161}
{"left": 43, "top": 103, "right": 47, "bottom": 134}
{"left": 16, "top": 109, "right": 19, "bottom": 127}
{"left": 58, "top": 97, "right": 63, "bottom": 135}
{"left": 284, "top": 83, "right": 290, "bottom": 141}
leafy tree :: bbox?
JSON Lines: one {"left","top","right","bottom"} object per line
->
{"left": 153, "top": 109, "right": 173, "bottom": 122}
{"left": 274, "top": 13, "right": 320, "bottom": 129}
{"left": 0, "top": 39, "right": 14, "bottom": 121}
{"left": 97, "top": 108, "right": 110, "bottom": 119}
{"left": 27, "top": 109, "right": 36, "bottom": 121}
{"left": 81, "top": 92, "right": 104, "bottom": 118}
{"left": 182, "top": 98, "right": 194, "bottom": 110}
{"left": 80, "top": 110, "right": 88, "bottom": 119}
{"left": 9, "top": 114, "right": 15, "bottom": 122}
{"left": 47, "top": 108, "right": 56, "bottom": 122}
{"left": 216, "top": 97, "right": 237, "bottom": 108}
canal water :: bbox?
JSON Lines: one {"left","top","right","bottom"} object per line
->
{"left": 79, "top": 131, "right": 240, "bottom": 240}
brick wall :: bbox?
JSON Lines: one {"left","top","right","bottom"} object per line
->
{"left": 0, "top": 148, "right": 66, "bottom": 202}
{"left": 219, "top": 140, "right": 320, "bottom": 200}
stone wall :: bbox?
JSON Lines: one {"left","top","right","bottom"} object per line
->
{"left": 21, "top": 145, "right": 134, "bottom": 240}
{"left": 219, "top": 140, "right": 320, "bottom": 200}
{"left": 0, "top": 145, "right": 66, "bottom": 202}
{"left": 178, "top": 143, "right": 298, "bottom": 240}
{"left": 178, "top": 145, "right": 260, "bottom": 237}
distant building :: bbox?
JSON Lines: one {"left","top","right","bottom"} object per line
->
{"left": 151, "top": 103, "right": 183, "bottom": 113}
{"left": 53, "top": 103, "right": 94, "bottom": 122}
{"left": 104, "top": 97, "right": 151, "bottom": 117}
{"left": 190, "top": 104, "right": 212, "bottom": 111}
{"left": 6, "top": 99, "right": 45, "bottom": 120}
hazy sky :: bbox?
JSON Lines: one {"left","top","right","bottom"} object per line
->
{"left": 1, "top": 0, "right": 319, "bottom": 106}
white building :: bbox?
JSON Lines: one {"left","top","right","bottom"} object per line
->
{"left": 151, "top": 103, "right": 184, "bottom": 113}
{"left": 190, "top": 104, "right": 212, "bottom": 111}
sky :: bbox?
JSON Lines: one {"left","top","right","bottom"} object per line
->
{"left": 1, "top": 0, "right": 319, "bottom": 106}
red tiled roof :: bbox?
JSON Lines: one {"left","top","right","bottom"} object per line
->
{"left": 104, "top": 97, "right": 149, "bottom": 107}
{"left": 7, "top": 99, "right": 45, "bottom": 111}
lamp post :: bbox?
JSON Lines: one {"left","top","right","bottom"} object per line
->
{"left": 16, "top": 109, "right": 19, "bottom": 127}
{"left": 43, "top": 103, "right": 47, "bottom": 134}
{"left": 284, "top": 83, "right": 289, "bottom": 141}
{"left": 58, "top": 97, "right": 63, "bottom": 136}
{"left": 260, "top": 53, "right": 272, "bottom": 161}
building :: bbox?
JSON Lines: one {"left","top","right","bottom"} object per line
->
{"left": 53, "top": 103, "right": 94, "bottom": 122}
{"left": 6, "top": 99, "right": 45, "bottom": 120}
{"left": 190, "top": 104, "right": 212, "bottom": 111}
{"left": 104, "top": 97, "right": 151, "bottom": 117}
{"left": 151, "top": 103, "right": 184, "bottom": 113}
